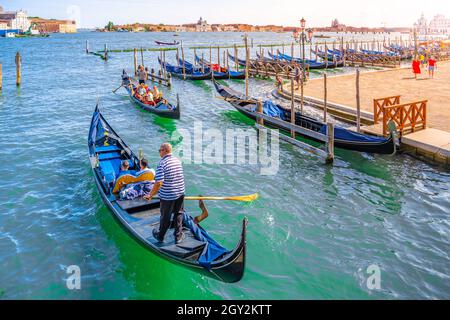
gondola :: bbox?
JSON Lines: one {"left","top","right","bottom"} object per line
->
{"left": 213, "top": 80, "right": 395, "bottom": 155}
{"left": 313, "top": 49, "right": 343, "bottom": 62}
{"left": 227, "top": 53, "right": 247, "bottom": 67}
{"left": 121, "top": 72, "right": 180, "bottom": 119}
{"left": 255, "top": 52, "right": 273, "bottom": 62}
{"left": 360, "top": 49, "right": 397, "bottom": 56}
{"left": 88, "top": 106, "right": 247, "bottom": 283}
{"left": 271, "top": 51, "right": 344, "bottom": 69}
{"left": 177, "top": 57, "right": 230, "bottom": 80}
{"left": 194, "top": 55, "right": 246, "bottom": 79}
{"left": 158, "top": 57, "right": 212, "bottom": 80}
{"left": 155, "top": 40, "right": 180, "bottom": 46}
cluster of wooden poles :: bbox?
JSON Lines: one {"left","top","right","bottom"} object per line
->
{"left": 0, "top": 52, "right": 22, "bottom": 91}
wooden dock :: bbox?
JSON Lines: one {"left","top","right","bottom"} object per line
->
{"left": 401, "top": 129, "right": 450, "bottom": 165}
{"left": 279, "top": 63, "right": 450, "bottom": 167}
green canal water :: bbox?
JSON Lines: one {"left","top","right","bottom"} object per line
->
{"left": 0, "top": 32, "right": 449, "bottom": 300}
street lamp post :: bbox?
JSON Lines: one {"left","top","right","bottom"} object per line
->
{"left": 300, "top": 18, "right": 307, "bottom": 81}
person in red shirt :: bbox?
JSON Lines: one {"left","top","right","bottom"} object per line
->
{"left": 412, "top": 56, "right": 421, "bottom": 80}
{"left": 428, "top": 56, "right": 437, "bottom": 78}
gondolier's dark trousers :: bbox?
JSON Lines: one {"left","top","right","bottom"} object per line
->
{"left": 158, "top": 195, "right": 185, "bottom": 241}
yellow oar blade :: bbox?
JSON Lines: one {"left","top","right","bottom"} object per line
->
{"left": 185, "top": 193, "right": 259, "bottom": 202}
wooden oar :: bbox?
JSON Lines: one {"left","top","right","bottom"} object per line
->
{"left": 151, "top": 193, "right": 258, "bottom": 202}
{"left": 112, "top": 84, "right": 124, "bottom": 93}
{"left": 185, "top": 193, "right": 258, "bottom": 202}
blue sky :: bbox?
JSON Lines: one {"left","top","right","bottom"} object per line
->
{"left": 2, "top": 0, "right": 450, "bottom": 28}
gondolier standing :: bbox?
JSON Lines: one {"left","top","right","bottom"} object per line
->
{"left": 138, "top": 66, "right": 147, "bottom": 85}
{"left": 144, "top": 143, "right": 186, "bottom": 244}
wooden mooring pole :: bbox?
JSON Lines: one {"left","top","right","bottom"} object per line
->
{"left": 244, "top": 35, "right": 249, "bottom": 97}
{"left": 104, "top": 44, "right": 108, "bottom": 61}
{"left": 323, "top": 73, "right": 327, "bottom": 122}
{"left": 140, "top": 47, "right": 144, "bottom": 67}
{"left": 300, "top": 75, "right": 304, "bottom": 114}
{"left": 85, "top": 40, "right": 89, "bottom": 54}
{"left": 0, "top": 63, "right": 2, "bottom": 91}
{"left": 257, "top": 100, "right": 264, "bottom": 125}
{"left": 356, "top": 68, "right": 361, "bottom": 132}
{"left": 234, "top": 45, "right": 238, "bottom": 71}
{"left": 290, "top": 78, "right": 296, "bottom": 138}
{"left": 326, "top": 122, "right": 334, "bottom": 164}
{"left": 181, "top": 45, "right": 186, "bottom": 80}
{"left": 134, "top": 48, "right": 138, "bottom": 75}
{"left": 15, "top": 52, "right": 21, "bottom": 87}
{"left": 217, "top": 46, "right": 220, "bottom": 68}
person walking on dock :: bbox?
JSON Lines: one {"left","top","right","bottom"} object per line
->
{"left": 294, "top": 66, "right": 301, "bottom": 90}
{"left": 428, "top": 56, "right": 437, "bottom": 79}
{"left": 412, "top": 56, "right": 421, "bottom": 80}
{"left": 419, "top": 53, "right": 425, "bottom": 67}
{"left": 144, "top": 143, "right": 186, "bottom": 244}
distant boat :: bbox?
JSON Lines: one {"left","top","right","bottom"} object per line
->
{"left": 314, "top": 34, "right": 332, "bottom": 39}
{"left": 155, "top": 40, "right": 180, "bottom": 46}
{"left": 5, "top": 32, "right": 16, "bottom": 38}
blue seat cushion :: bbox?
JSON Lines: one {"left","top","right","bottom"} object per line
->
{"left": 95, "top": 145, "right": 121, "bottom": 153}
{"left": 100, "top": 159, "right": 122, "bottom": 184}
{"left": 98, "top": 152, "right": 121, "bottom": 161}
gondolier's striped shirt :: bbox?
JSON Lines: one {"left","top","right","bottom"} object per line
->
{"left": 155, "top": 154, "right": 185, "bottom": 201}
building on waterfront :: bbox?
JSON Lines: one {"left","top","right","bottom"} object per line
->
{"left": 30, "top": 18, "right": 77, "bottom": 33}
{"left": 331, "top": 19, "right": 347, "bottom": 32}
{"left": 196, "top": 17, "right": 212, "bottom": 32}
{"left": 0, "top": 5, "right": 31, "bottom": 31}
{"left": 413, "top": 13, "right": 450, "bottom": 36}
{"left": 428, "top": 14, "right": 450, "bottom": 35}
{"left": 0, "top": 19, "right": 8, "bottom": 29}
{"left": 414, "top": 13, "right": 428, "bottom": 35}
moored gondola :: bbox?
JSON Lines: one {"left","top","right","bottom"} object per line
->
{"left": 88, "top": 106, "right": 247, "bottom": 283}
{"left": 213, "top": 80, "right": 395, "bottom": 155}
{"left": 194, "top": 55, "right": 245, "bottom": 79}
{"left": 177, "top": 57, "right": 229, "bottom": 80}
{"left": 227, "top": 53, "right": 247, "bottom": 67}
{"left": 121, "top": 72, "right": 180, "bottom": 119}
{"left": 271, "top": 51, "right": 344, "bottom": 69}
{"left": 158, "top": 57, "right": 212, "bottom": 80}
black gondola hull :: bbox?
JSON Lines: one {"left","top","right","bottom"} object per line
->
{"left": 213, "top": 81, "right": 395, "bottom": 155}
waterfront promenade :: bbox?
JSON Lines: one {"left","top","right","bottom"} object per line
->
{"left": 296, "top": 60, "right": 450, "bottom": 132}
{"left": 282, "top": 60, "right": 450, "bottom": 165}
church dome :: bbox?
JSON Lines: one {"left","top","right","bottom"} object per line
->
{"left": 0, "top": 6, "right": 4, "bottom": 13}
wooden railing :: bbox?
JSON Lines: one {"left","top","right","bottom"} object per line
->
{"left": 374, "top": 95, "right": 401, "bottom": 124}
{"left": 374, "top": 96, "right": 427, "bottom": 136}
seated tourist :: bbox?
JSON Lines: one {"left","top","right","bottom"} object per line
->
{"left": 146, "top": 91, "right": 155, "bottom": 105}
{"left": 137, "top": 84, "right": 147, "bottom": 97}
{"left": 118, "top": 160, "right": 136, "bottom": 178}
{"left": 114, "top": 159, "right": 155, "bottom": 196}
{"left": 136, "top": 158, "right": 155, "bottom": 176}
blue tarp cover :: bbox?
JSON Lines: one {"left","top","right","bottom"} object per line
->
{"left": 251, "top": 100, "right": 286, "bottom": 120}
{"left": 182, "top": 212, "right": 229, "bottom": 270}
{"left": 319, "top": 125, "right": 389, "bottom": 143}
